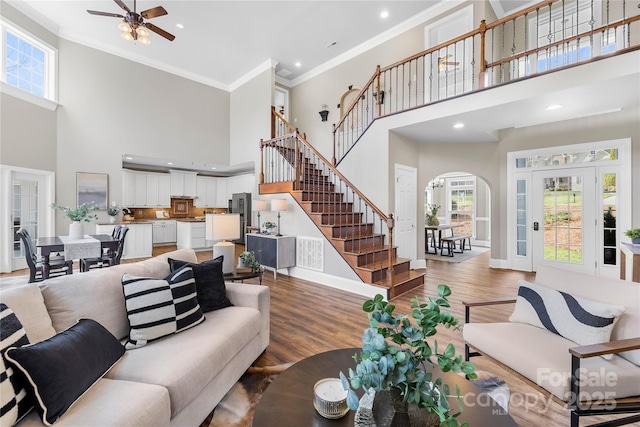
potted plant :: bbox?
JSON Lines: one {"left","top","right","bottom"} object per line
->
{"left": 52, "top": 202, "right": 99, "bottom": 239}
{"left": 625, "top": 228, "right": 640, "bottom": 245}
{"left": 263, "top": 221, "right": 277, "bottom": 234}
{"left": 340, "top": 286, "right": 476, "bottom": 427}
{"left": 426, "top": 204, "right": 440, "bottom": 226}
{"left": 107, "top": 205, "right": 121, "bottom": 224}
{"left": 238, "top": 251, "right": 264, "bottom": 273}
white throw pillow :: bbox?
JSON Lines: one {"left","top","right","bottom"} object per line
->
{"left": 509, "top": 280, "right": 625, "bottom": 359}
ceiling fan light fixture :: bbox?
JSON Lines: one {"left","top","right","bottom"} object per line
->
{"left": 118, "top": 20, "right": 132, "bottom": 33}
{"left": 136, "top": 26, "right": 149, "bottom": 37}
{"left": 120, "top": 31, "right": 134, "bottom": 41}
{"left": 139, "top": 35, "right": 151, "bottom": 45}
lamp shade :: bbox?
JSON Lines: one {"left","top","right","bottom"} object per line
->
{"left": 206, "top": 213, "right": 240, "bottom": 241}
{"left": 271, "top": 199, "right": 287, "bottom": 212}
{"left": 254, "top": 200, "right": 268, "bottom": 212}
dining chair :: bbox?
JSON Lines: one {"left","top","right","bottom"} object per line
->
{"left": 17, "top": 228, "right": 73, "bottom": 283}
{"left": 80, "top": 226, "right": 129, "bottom": 272}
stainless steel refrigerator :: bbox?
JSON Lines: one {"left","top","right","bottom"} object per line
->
{"left": 231, "top": 193, "right": 251, "bottom": 244}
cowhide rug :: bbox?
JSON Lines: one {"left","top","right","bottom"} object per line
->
{"left": 199, "top": 367, "right": 508, "bottom": 427}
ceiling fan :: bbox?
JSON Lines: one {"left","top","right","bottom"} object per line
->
{"left": 438, "top": 54, "right": 459, "bottom": 72}
{"left": 87, "top": 0, "right": 175, "bottom": 45}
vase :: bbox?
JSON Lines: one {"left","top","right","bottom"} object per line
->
{"left": 427, "top": 215, "right": 439, "bottom": 226}
{"left": 109, "top": 216, "right": 116, "bottom": 224}
{"left": 633, "top": 237, "right": 640, "bottom": 245}
{"left": 370, "top": 389, "right": 441, "bottom": 427}
{"left": 69, "top": 221, "right": 84, "bottom": 239}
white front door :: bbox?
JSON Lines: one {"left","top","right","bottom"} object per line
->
{"left": 532, "top": 167, "right": 596, "bottom": 274}
{"left": 394, "top": 164, "right": 417, "bottom": 264}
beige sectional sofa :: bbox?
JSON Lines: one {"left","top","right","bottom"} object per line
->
{"left": 1, "top": 248, "right": 270, "bottom": 427}
{"left": 463, "top": 263, "right": 640, "bottom": 427}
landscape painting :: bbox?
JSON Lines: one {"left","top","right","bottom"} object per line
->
{"left": 76, "top": 172, "right": 108, "bottom": 209}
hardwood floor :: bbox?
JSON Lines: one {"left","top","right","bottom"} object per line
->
{"left": 1, "top": 246, "right": 628, "bottom": 426}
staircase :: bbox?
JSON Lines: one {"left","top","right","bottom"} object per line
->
{"left": 260, "top": 130, "right": 424, "bottom": 300}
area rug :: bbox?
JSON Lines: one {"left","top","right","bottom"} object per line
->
{"left": 424, "top": 246, "right": 489, "bottom": 263}
{"left": 199, "top": 366, "right": 508, "bottom": 427}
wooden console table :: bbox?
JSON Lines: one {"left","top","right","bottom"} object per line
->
{"left": 620, "top": 242, "right": 640, "bottom": 283}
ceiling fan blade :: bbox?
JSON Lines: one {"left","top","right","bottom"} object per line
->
{"left": 145, "top": 23, "right": 175, "bottom": 41}
{"left": 113, "top": 0, "right": 131, "bottom": 13}
{"left": 141, "top": 6, "right": 168, "bottom": 19}
{"left": 87, "top": 10, "right": 124, "bottom": 18}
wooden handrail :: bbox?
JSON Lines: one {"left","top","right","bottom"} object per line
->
{"left": 334, "top": 69, "right": 379, "bottom": 130}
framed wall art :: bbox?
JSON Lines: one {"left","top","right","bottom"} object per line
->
{"left": 76, "top": 172, "right": 108, "bottom": 209}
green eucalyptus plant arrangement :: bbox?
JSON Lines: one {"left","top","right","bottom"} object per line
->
{"left": 238, "top": 251, "right": 264, "bottom": 273}
{"left": 51, "top": 202, "right": 99, "bottom": 222}
{"left": 340, "top": 286, "right": 476, "bottom": 427}
{"left": 262, "top": 221, "right": 277, "bottom": 233}
{"left": 625, "top": 228, "right": 640, "bottom": 243}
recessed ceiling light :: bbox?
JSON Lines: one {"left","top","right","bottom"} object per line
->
{"left": 167, "top": 162, "right": 173, "bottom": 165}
{"left": 295, "top": 62, "right": 301, "bottom": 67}
{"left": 546, "top": 104, "right": 563, "bottom": 110}
{"left": 176, "top": 23, "right": 184, "bottom": 29}
{"left": 453, "top": 123, "right": 465, "bottom": 129}
{"left": 380, "top": 11, "right": 389, "bottom": 19}
{"left": 125, "top": 156, "right": 133, "bottom": 160}
{"left": 211, "top": 167, "right": 216, "bottom": 170}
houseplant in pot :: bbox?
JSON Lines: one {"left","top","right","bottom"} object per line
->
{"left": 340, "top": 286, "right": 476, "bottom": 427}
{"left": 426, "top": 204, "right": 441, "bottom": 226}
{"left": 625, "top": 228, "right": 640, "bottom": 245}
{"left": 107, "top": 205, "right": 121, "bottom": 224}
{"left": 51, "top": 202, "right": 99, "bottom": 239}
{"left": 237, "top": 250, "right": 264, "bottom": 273}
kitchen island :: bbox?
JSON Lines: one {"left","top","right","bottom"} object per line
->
{"left": 176, "top": 219, "right": 213, "bottom": 251}
{"left": 95, "top": 220, "right": 153, "bottom": 259}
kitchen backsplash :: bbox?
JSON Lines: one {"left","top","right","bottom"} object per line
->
{"left": 125, "top": 199, "right": 227, "bottom": 219}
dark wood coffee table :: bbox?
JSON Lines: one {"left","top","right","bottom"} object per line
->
{"left": 224, "top": 270, "right": 263, "bottom": 285}
{"left": 252, "top": 348, "right": 518, "bottom": 427}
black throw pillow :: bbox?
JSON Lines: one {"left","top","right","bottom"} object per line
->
{"left": 168, "top": 256, "right": 233, "bottom": 312}
{"left": 5, "top": 319, "right": 125, "bottom": 425}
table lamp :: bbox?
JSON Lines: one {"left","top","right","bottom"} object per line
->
{"left": 271, "top": 199, "right": 287, "bottom": 237}
{"left": 206, "top": 213, "right": 240, "bottom": 274}
{"left": 254, "top": 200, "right": 268, "bottom": 233}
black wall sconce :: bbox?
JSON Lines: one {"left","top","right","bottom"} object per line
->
{"left": 319, "top": 104, "right": 329, "bottom": 122}
{"left": 373, "top": 90, "right": 385, "bottom": 105}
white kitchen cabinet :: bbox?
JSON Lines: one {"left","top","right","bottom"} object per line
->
{"left": 146, "top": 174, "right": 159, "bottom": 206}
{"left": 152, "top": 220, "right": 176, "bottom": 245}
{"left": 176, "top": 221, "right": 211, "bottom": 251}
{"left": 122, "top": 170, "right": 171, "bottom": 208}
{"left": 170, "top": 170, "right": 198, "bottom": 197}
{"left": 134, "top": 173, "right": 147, "bottom": 206}
{"left": 122, "top": 170, "right": 136, "bottom": 206}
{"left": 195, "top": 176, "right": 218, "bottom": 208}
{"left": 96, "top": 223, "right": 152, "bottom": 259}
{"left": 216, "top": 179, "right": 228, "bottom": 208}
{"left": 158, "top": 174, "right": 171, "bottom": 207}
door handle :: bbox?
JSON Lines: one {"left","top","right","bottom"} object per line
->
{"left": 533, "top": 222, "right": 539, "bottom": 231}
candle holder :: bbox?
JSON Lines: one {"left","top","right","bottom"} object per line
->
{"left": 313, "top": 378, "right": 348, "bottom": 419}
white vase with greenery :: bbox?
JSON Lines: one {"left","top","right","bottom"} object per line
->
{"left": 52, "top": 202, "right": 99, "bottom": 239}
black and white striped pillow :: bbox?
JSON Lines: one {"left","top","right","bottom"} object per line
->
{"left": 0, "top": 303, "right": 33, "bottom": 426}
{"left": 122, "top": 267, "right": 205, "bottom": 350}
{"left": 509, "top": 280, "right": 624, "bottom": 359}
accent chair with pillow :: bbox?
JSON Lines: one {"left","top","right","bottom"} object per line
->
{"left": 463, "top": 263, "right": 640, "bottom": 427}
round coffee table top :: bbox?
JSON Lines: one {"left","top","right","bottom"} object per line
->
{"left": 224, "top": 270, "right": 263, "bottom": 284}
{"left": 252, "top": 348, "right": 518, "bottom": 427}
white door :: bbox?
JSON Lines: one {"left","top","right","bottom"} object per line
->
{"left": 532, "top": 167, "right": 596, "bottom": 274}
{"left": 10, "top": 173, "right": 46, "bottom": 270}
{"left": 394, "top": 165, "right": 417, "bottom": 264}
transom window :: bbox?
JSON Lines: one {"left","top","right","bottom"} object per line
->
{"left": 1, "top": 18, "right": 57, "bottom": 103}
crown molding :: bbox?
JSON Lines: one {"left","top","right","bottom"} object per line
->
{"left": 287, "top": 0, "right": 466, "bottom": 87}
{"left": 229, "top": 59, "right": 278, "bottom": 92}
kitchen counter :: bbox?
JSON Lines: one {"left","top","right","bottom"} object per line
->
{"left": 96, "top": 220, "right": 153, "bottom": 225}
{"left": 175, "top": 218, "right": 206, "bottom": 222}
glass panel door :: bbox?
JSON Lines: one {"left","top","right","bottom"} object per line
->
{"left": 532, "top": 168, "right": 596, "bottom": 273}
{"left": 12, "top": 176, "right": 40, "bottom": 270}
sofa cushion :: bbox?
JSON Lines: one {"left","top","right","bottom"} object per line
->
{"left": 13, "top": 378, "right": 171, "bottom": 427}
{"left": 0, "top": 284, "right": 55, "bottom": 343}
{"left": 534, "top": 264, "right": 640, "bottom": 366}
{"left": 168, "top": 256, "right": 233, "bottom": 312}
{"left": 464, "top": 322, "right": 640, "bottom": 401}
{"left": 0, "top": 304, "right": 33, "bottom": 426}
{"left": 510, "top": 280, "right": 624, "bottom": 359}
{"left": 5, "top": 319, "right": 125, "bottom": 425}
{"left": 122, "top": 267, "right": 205, "bottom": 350}
{"left": 39, "top": 249, "right": 197, "bottom": 340}
{"left": 105, "top": 305, "right": 262, "bottom": 417}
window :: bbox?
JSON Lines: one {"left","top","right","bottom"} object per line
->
{"left": 1, "top": 18, "right": 57, "bottom": 105}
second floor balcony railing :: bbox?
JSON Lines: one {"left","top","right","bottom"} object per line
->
{"left": 333, "top": 0, "right": 640, "bottom": 165}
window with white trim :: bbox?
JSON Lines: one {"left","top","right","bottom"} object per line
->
{"left": 1, "top": 19, "right": 57, "bottom": 103}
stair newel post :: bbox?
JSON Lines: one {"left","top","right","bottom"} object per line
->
{"left": 387, "top": 213, "right": 395, "bottom": 298}
{"left": 259, "top": 139, "right": 265, "bottom": 185}
{"left": 270, "top": 106, "right": 276, "bottom": 138}
{"left": 293, "top": 130, "right": 300, "bottom": 191}
{"left": 375, "top": 65, "right": 382, "bottom": 118}
{"left": 479, "top": 19, "right": 487, "bottom": 89}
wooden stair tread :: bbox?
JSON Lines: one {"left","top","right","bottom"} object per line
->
{"left": 343, "top": 246, "right": 392, "bottom": 255}
{"left": 332, "top": 233, "right": 385, "bottom": 242}
{"left": 355, "top": 257, "right": 411, "bottom": 272}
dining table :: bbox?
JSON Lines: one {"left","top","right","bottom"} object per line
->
{"left": 36, "top": 234, "right": 119, "bottom": 279}
{"left": 425, "top": 223, "right": 464, "bottom": 254}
